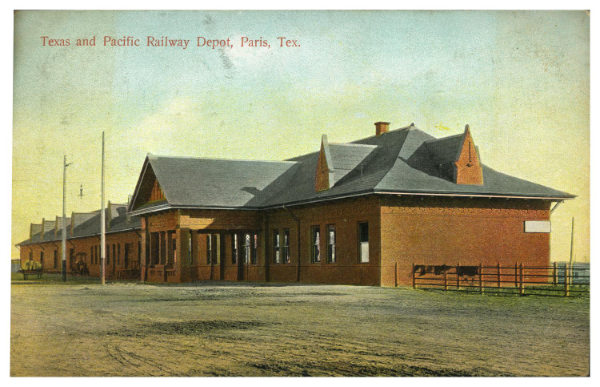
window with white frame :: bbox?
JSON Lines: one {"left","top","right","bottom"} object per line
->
{"left": 311, "top": 225, "right": 321, "bottom": 263}
{"left": 283, "top": 229, "right": 290, "bottom": 264}
{"left": 243, "top": 233, "right": 251, "bottom": 264}
{"left": 327, "top": 224, "right": 336, "bottom": 263}
{"left": 358, "top": 222, "right": 369, "bottom": 263}
{"left": 251, "top": 233, "right": 258, "bottom": 264}
{"left": 232, "top": 233, "right": 239, "bottom": 264}
{"left": 273, "top": 230, "right": 280, "bottom": 263}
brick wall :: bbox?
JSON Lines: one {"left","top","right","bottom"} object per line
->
{"left": 379, "top": 196, "right": 551, "bottom": 286}
{"left": 19, "top": 230, "right": 141, "bottom": 280}
{"left": 19, "top": 195, "right": 552, "bottom": 287}
{"left": 266, "top": 196, "right": 381, "bottom": 286}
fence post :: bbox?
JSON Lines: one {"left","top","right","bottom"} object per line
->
{"left": 456, "top": 262, "right": 460, "bottom": 289}
{"left": 519, "top": 263, "right": 524, "bottom": 296}
{"left": 553, "top": 262, "right": 557, "bottom": 286}
{"left": 443, "top": 265, "right": 448, "bottom": 291}
{"left": 479, "top": 263, "right": 483, "bottom": 294}
{"left": 412, "top": 263, "right": 416, "bottom": 289}
{"left": 564, "top": 262, "right": 570, "bottom": 297}
{"left": 514, "top": 263, "right": 518, "bottom": 290}
{"left": 497, "top": 262, "right": 501, "bottom": 288}
{"left": 394, "top": 262, "right": 398, "bottom": 287}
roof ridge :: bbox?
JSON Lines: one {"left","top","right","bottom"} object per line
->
{"left": 329, "top": 143, "right": 377, "bottom": 148}
{"left": 149, "top": 154, "right": 298, "bottom": 164}
{"left": 424, "top": 132, "right": 464, "bottom": 143}
{"left": 72, "top": 210, "right": 100, "bottom": 215}
{"left": 350, "top": 126, "right": 412, "bottom": 144}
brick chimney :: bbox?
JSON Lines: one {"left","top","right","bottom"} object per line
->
{"left": 375, "top": 122, "right": 390, "bottom": 136}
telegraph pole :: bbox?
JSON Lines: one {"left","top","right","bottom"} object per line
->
{"left": 569, "top": 217, "right": 575, "bottom": 286}
{"left": 101, "top": 132, "right": 106, "bottom": 285}
{"left": 62, "top": 155, "right": 72, "bottom": 282}
{"left": 569, "top": 217, "right": 575, "bottom": 266}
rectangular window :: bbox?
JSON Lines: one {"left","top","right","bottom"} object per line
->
{"left": 273, "top": 230, "right": 280, "bottom": 264}
{"left": 159, "top": 233, "right": 166, "bottom": 265}
{"left": 188, "top": 231, "right": 193, "bottom": 265}
{"left": 124, "top": 243, "right": 130, "bottom": 268}
{"left": 172, "top": 236, "right": 177, "bottom": 264}
{"left": 243, "top": 233, "right": 251, "bottom": 264}
{"left": 40, "top": 251, "right": 44, "bottom": 266}
{"left": 283, "top": 229, "right": 290, "bottom": 264}
{"left": 90, "top": 246, "right": 93, "bottom": 264}
{"left": 358, "top": 222, "right": 369, "bottom": 263}
{"left": 167, "top": 232, "right": 174, "bottom": 266}
{"left": 107, "top": 244, "right": 110, "bottom": 265}
{"left": 232, "top": 234, "right": 238, "bottom": 264}
{"left": 311, "top": 225, "right": 321, "bottom": 263}
{"left": 206, "top": 234, "right": 218, "bottom": 265}
{"left": 327, "top": 225, "right": 336, "bottom": 263}
{"left": 206, "top": 234, "right": 213, "bottom": 264}
{"left": 113, "top": 244, "right": 116, "bottom": 265}
{"left": 117, "top": 244, "right": 121, "bottom": 265}
{"left": 251, "top": 233, "right": 258, "bottom": 264}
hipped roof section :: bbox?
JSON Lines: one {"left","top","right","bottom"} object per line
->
{"left": 129, "top": 125, "right": 574, "bottom": 215}
{"left": 17, "top": 203, "right": 140, "bottom": 246}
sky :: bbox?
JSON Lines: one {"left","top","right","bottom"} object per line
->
{"left": 11, "top": 10, "right": 589, "bottom": 262}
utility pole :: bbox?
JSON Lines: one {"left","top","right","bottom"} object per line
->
{"left": 101, "top": 132, "right": 106, "bottom": 285}
{"left": 569, "top": 217, "right": 575, "bottom": 286}
{"left": 62, "top": 155, "right": 72, "bottom": 282}
{"left": 569, "top": 217, "right": 575, "bottom": 265}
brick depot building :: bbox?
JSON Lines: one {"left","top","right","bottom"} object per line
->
{"left": 17, "top": 202, "right": 141, "bottom": 280}
{"left": 18, "top": 123, "right": 573, "bottom": 286}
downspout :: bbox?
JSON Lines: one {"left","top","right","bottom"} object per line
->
{"left": 283, "top": 204, "right": 301, "bottom": 282}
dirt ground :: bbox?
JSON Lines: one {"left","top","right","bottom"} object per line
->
{"left": 10, "top": 274, "right": 589, "bottom": 376}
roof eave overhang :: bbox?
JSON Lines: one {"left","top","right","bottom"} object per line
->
{"left": 17, "top": 227, "right": 142, "bottom": 246}
{"left": 127, "top": 189, "right": 574, "bottom": 217}
{"left": 128, "top": 203, "right": 264, "bottom": 216}
{"left": 373, "top": 190, "right": 575, "bottom": 201}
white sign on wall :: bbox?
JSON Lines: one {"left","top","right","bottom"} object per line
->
{"left": 524, "top": 220, "right": 551, "bottom": 233}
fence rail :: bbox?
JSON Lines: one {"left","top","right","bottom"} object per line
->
{"left": 411, "top": 262, "right": 589, "bottom": 297}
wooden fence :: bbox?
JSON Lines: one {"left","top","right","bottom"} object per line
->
{"left": 411, "top": 262, "right": 589, "bottom": 297}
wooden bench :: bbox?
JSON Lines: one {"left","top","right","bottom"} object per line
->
{"left": 19, "top": 269, "right": 43, "bottom": 280}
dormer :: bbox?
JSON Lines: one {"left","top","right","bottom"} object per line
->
{"left": 70, "top": 211, "right": 98, "bottom": 236}
{"left": 40, "top": 218, "right": 55, "bottom": 241}
{"left": 30, "top": 223, "right": 42, "bottom": 242}
{"left": 454, "top": 125, "right": 483, "bottom": 185}
{"left": 423, "top": 124, "right": 484, "bottom": 186}
{"left": 55, "top": 216, "right": 70, "bottom": 238}
{"left": 315, "top": 134, "right": 335, "bottom": 192}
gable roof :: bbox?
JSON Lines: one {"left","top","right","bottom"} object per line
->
{"left": 128, "top": 124, "right": 574, "bottom": 215}
{"left": 129, "top": 155, "right": 298, "bottom": 212}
